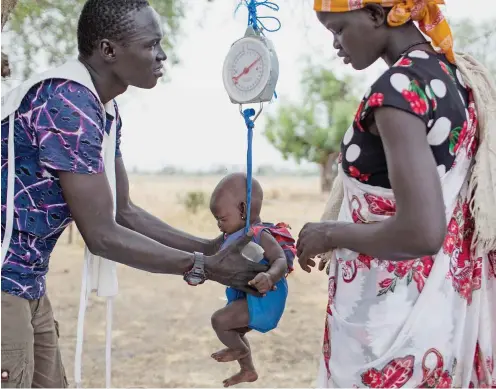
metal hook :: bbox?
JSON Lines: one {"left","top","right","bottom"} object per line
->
{"left": 239, "top": 101, "right": 264, "bottom": 123}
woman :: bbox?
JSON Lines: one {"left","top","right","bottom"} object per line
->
{"left": 0, "top": 0, "right": 266, "bottom": 386}
{"left": 296, "top": 0, "right": 496, "bottom": 387}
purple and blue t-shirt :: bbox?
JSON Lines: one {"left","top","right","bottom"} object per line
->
{"left": 1, "top": 79, "right": 122, "bottom": 300}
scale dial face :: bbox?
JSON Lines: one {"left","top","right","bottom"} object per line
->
{"left": 222, "top": 37, "right": 271, "bottom": 104}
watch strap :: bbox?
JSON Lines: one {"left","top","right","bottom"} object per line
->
{"left": 183, "top": 252, "right": 206, "bottom": 286}
{"left": 192, "top": 251, "right": 204, "bottom": 273}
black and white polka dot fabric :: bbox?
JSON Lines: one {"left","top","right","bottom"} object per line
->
{"left": 340, "top": 50, "right": 470, "bottom": 189}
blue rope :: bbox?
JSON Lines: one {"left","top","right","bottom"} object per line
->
{"left": 237, "top": 0, "right": 280, "bottom": 102}
{"left": 235, "top": 1, "right": 280, "bottom": 233}
{"left": 242, "top": 108, "right": 255, "bottom": 233}
{"left": 235, "top": 0, "right": 281, "bottom": 34}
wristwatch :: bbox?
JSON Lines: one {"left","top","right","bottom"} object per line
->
{"left": 183, "top": 252, "right": 206, "bottom": 286}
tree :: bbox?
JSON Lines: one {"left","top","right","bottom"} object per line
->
{"left": 451, "top": 18, "right": 496, "bottom": 75}
{"left": 264, "top": 65, "right": 359, "bottom": 192}
{"left": 1, "top": 0, "right": 18, "bottom": 77}
{"left": 1, "top": 0, "right": 213, "bottom": 79}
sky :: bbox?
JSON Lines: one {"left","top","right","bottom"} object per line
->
{"left": 7, "top": 0, "right": 495, "bottom": 172}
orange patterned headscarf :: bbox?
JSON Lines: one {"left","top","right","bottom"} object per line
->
{"left": 314, "top": 0, "right": 455, "bottom": 63}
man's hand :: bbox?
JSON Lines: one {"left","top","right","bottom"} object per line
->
{"left": 205, "top": 230, "right": 269, "bottom": 296}
{"left": 248, "top": 273, "right": 274, "bottom": 296}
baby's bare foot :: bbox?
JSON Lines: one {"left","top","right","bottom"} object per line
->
{"left": 211, "top": 348, "right": 249, "bottom": 362}
{"left": 211, "top": 348, "right": 231, "bottom": 361}
{"left": 223, "top": 369, "right": 258, "bottom": 387}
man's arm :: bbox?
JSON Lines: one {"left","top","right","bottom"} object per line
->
{"left": 59, "top": 171, "right": 194, "bottom": 274}
{"left": 60, "top": 170, "right": 269, "bottom": 294}
{"left": 114, "top": 157, "right": 221, "bottom": 255}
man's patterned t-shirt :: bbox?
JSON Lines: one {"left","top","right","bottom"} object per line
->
{"left": 1, "top": 79, "right": 122, "bottom": 300}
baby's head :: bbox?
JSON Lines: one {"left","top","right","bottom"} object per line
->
{"left": 210, "top": 172, "right": 263, "bottom": 234}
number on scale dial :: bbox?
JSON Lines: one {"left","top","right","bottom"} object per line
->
{"left": 223, "top": 37, "right": 272, "bottom": 104}
{"left": 231, "top": 46, "right": 263, "bottom": 90}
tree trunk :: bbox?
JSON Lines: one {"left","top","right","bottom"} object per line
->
{"left": 1, "top": 0, "right": 18, "bottom": 78}
{"left": 319, "top": 152, "right": 339, "bottom": 193}
{"left": 320, "top": 163, "right": 331, "bottom": 193}
{"left": 1, "top": 52, "right": 10, "bottom": 78}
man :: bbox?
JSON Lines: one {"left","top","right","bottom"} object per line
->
{"left": 1, "top": 0, "right": 266, "bottom": 386}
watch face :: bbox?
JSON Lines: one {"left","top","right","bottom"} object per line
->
{"left": 223, "top": 37, "right": 271, "bottom": 104}
{"left": 189, "top": 277, "right": 201, "bottom": 286}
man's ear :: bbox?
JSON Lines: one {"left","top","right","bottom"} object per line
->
{"left": 363, "top": 4, "right": 388, "bottom": 27}
{"left": 99, "top": 39, "right": 118, "bottom": 63}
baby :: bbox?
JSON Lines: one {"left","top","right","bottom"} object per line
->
{"left": 209, "top": 173, "right": 296, "bottom": 387}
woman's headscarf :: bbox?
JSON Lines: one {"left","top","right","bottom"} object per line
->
{"left": 314, "top": 0, "right": 455, "bottom": 64}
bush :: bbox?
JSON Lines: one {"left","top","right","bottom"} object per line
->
{"left": 180, "top": 191, "right": 207, "bottom": 214}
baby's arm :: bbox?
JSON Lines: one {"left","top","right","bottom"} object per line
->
{"left": 260, "top": 231, "right": 288, "bottom": 282}
{"left": 248, "top": 231, "right": 287, "bottom": 294}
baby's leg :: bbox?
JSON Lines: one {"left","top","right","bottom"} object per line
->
{"left": 222, "top": 329, "right": 258, "bottom": 388}
{"left": 211, "top": 299, "right": 250, "bottom": 362}
{"left": 212, "top": 327, "right": 252, "bottom": 362}
{"left": 237, "top": 328, "right": 254, "bottom": 373}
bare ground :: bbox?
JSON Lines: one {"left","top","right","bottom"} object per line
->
{"left": 47, "top": 175, "right": 329, "bottom": 387}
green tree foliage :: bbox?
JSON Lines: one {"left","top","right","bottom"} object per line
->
{"left": 3, "top": 0, "right": 212, "bottom": 79}
{"left": 451, "top": 18, "right": 496, "bottom": 74}
{"left": 264, "top": 19, "right": 494, "bottom": 193}
{"left": 264, "top": 66, "right": 358, "bottom": 192}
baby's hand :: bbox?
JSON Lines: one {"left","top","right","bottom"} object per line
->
{"left": 248, "top": 272, "right": 274, "bottom": 295}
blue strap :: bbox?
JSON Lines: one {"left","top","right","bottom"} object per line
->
{"left": 235, "top": 0, "right": 281, "bottom": 34}
{"left": 236, "top": 1, "right": 281, "bottom": 233}
{"left": 242, "top": 108, "right": 255, "bottom": 233}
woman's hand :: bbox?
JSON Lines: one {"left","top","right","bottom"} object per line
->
{"left": 205, "top": 231, "right": 269, "bottom": 296}
{"left": 297, "top": 221, "right": 335, "bottom": 273}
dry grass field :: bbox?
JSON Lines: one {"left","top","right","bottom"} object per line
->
{"left": 49, "top": 174, "right": 330, "bottom": 388}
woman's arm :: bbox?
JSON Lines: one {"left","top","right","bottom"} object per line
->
{"left": 114, "top": 158, "right": 222, "bottom": 256}
{"left": 298, "top": 107, "right": 446, "bottom": 264}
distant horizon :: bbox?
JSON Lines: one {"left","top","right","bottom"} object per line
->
{"left": 128, "top": 162, "right": 321, "bottom": 175}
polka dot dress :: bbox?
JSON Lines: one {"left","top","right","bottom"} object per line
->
{"left": 341, "top": 50, "right": 470, "bottom": 189}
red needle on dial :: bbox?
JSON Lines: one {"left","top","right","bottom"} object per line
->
{"left": 232, "top": 56, "right": 261, "bottom": 84}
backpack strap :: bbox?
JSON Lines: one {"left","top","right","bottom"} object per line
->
{"left": 0, "top": 113, "right": 16, "bottom": 265}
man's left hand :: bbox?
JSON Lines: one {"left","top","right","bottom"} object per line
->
{"left": 205, "top": 230, "right": 269, "bottom": 296}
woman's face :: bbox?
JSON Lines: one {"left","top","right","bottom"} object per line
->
{"left": 316, "top": 7, "right": 388, "bottom": 70}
